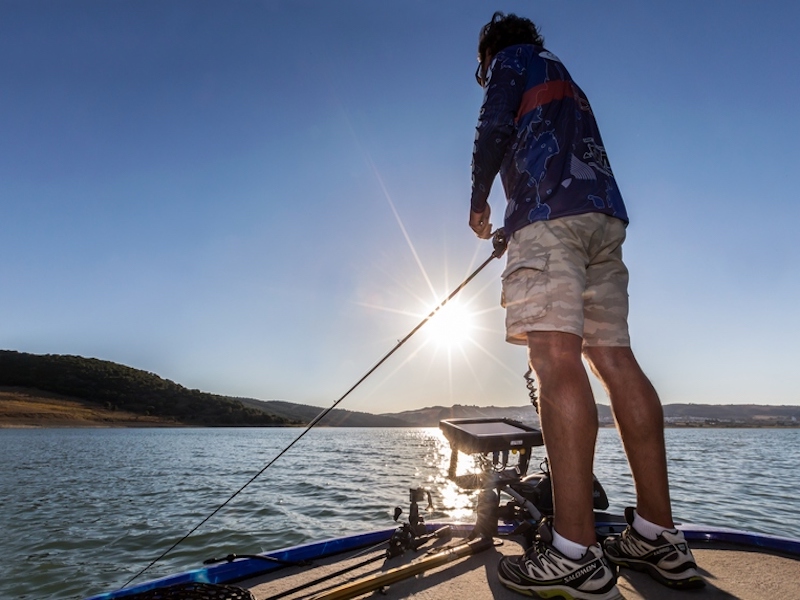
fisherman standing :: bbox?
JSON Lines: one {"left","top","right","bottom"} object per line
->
{"left": 468, "top": 12, "right": 704, "bottom": 598}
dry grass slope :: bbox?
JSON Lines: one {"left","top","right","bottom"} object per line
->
{"left": 0, "top": 387, "right": 179, "bottom": 427}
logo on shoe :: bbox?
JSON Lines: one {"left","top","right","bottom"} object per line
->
{"left": 649, "top": 545, "right": 679, "bottom": 558}
{"left": 562, "top": 560, "right": 599, "bottom": 583}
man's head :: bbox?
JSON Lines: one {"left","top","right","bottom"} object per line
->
{"left": 476, "top": 12, "right": 544, "bottom": 87}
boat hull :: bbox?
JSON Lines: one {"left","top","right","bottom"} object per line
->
{"left": 85, "top": 518, "right": 800, "bottom": 600}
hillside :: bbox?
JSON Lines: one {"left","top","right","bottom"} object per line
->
{"left": 0, "top": 351, "right": 432, "bottom": 428}
{"left": 238, "top": 399, "right": 410, "bottom": 427}
{"left": 2, "top": 350, "right": 797, "bottom": 429}
{"left": 382, "top": 404, "right": 540, "bottom": 428}
{"left": 381, "top": 402, "right": 800, "bottom": 428}
{"left": 662, "top": 403, "right": 799, "bottom": 426}
{"left": 0, "top": 387, "right": 180, "bottom": 427}
{"left": 0, "top": 350, "right": 293, "bottom": 427}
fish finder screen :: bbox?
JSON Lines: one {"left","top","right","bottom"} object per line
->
{"left": 453, "top": 421, "right": 529, "bottom": 437}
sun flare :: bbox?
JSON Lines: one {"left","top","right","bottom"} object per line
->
{"left": 424, "top": 300, "right": 475, "bottom": 349}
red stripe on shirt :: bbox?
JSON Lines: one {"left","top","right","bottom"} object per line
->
{"left": 516, "top": 80, "right": 575, "bottom": 122}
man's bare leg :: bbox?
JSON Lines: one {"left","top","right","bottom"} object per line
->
{"left": 584, "top": 346, "right": 674, "bottom": 528}
{"left": 527, "top": 331, "right": 599, "bottom": 546}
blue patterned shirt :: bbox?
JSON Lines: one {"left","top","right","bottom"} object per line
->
{"left": 471, "top": 45, "right": 628, "bottom": 236}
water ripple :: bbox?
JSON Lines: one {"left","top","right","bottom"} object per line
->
{"left": 1, "top": 427, "right": 798, "bottom": 600}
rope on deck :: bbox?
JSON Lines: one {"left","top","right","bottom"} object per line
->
{"left": 122, "top": 582, "right": 255, "bottom": 600}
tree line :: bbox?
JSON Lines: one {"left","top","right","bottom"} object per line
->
{"left": 0, "top": 350, "right": 296, "bottom": 426}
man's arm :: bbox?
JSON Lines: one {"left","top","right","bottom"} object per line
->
{"left": 469, "top": 49, "right": 527, "bottom": 234}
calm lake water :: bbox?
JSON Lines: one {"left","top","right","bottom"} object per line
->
{"left": 1, "top": 427, "right": 798, "bottom": 600}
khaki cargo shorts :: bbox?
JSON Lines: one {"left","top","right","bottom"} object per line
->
{"left": 501, "top": 213, "right": 631, "bottom": 347}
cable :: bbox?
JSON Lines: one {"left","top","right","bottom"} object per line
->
{"left": 119, "top": 229, "right": 507, "bottom": 590}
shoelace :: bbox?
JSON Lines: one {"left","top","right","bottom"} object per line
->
{"left": 525, "top": 538, "right": 558, "bottom": 564}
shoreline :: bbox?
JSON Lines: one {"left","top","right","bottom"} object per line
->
{"left": 2, "top": 389, "right": 798, "bottom": 429}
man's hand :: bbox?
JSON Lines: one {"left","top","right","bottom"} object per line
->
{"left": 469, "top": 205, "right": 492, "bottom": 239}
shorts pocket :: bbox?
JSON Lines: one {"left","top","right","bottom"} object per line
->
{"left": 501, "top": 253, "right": 550, "bottom": 314}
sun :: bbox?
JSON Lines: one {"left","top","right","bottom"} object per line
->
{"left": 424, "top": 299, "right": 476, "bottom": 349}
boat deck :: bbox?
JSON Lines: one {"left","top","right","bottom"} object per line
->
{"left": 242, "top": 535, "right": 800, "bottom": 600}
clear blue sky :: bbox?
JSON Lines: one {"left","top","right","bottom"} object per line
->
{"left": 2, "top": 1, "right": 798, "bottom": 412}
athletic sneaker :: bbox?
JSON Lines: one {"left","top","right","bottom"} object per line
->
{"left": 603, "top": 507, "right": 705, "bottom": 589}
{"left": 497, "top": 521, "right": 621, "bottom": 600}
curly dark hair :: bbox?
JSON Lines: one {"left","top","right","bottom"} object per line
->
{"left": 478, "top": 11, "right": 544, "bottom": 59}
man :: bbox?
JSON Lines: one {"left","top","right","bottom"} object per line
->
{"left": 469, "top": 12, "right": 704, "bottom": 599}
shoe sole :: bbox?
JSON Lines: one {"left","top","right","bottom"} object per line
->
{"left": 497, "top": 572, "right": 623, "bottom": 600}
{"left": 607, "top": 556, "right": 705, "bottom": 589}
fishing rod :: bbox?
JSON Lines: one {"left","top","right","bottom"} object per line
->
{"left": 260, "top": 525, "right": 452, "bottom": 600}
{"left": 309, "top": 536, "right": 494, "bottom": 600}
{"left": 119, "top": 229, "right": 508, "bottom": 590}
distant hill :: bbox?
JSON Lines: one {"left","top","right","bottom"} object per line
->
{"left": 661, "top": 403, "right": 799, "bottom": 426}
{"left": 0, "top": 350, "right": 441, "bottom": 428}
{"left": 382, "top": 404, "right": 540, "bottom": 428}
{"left": 381, "top": 402, "right": 799, "bottom": 428}
{"left": 662, "top": 404, "right": 800, "bottom": 420}
{"left": 2, "top": 350, "right": 797, "bottom": 428}
{"left": 238, "top": 398, "right": 410, "bottom": 427}
{"left": 0, "top": 350, "right": 293, "bottom": 426}
{"left": 0, "top": 386, "right": 180, "bottom": 427}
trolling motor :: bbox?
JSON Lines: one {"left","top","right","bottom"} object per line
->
{"left": 439, "top": 417, "right": 610, "bottom": 535}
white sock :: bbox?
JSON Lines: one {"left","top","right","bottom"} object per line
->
{"left": 552, "top": 529, "right": 589, "bottom": 560}
{"left": 632, "top": 510, "right": 672, "bottom": 540}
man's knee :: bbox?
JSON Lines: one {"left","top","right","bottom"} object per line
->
{"left": 584, "top": 346, "right": 658, "bottom": 400}
{"left": 526, "top": 331, "right": 585, "bottom": 377}
{"left": 584, "top": 346, "right": 637, "bottom": 377}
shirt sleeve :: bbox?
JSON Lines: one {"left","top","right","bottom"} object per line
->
{"left": 470, "top": 49, "right": 527, "bottom": 212}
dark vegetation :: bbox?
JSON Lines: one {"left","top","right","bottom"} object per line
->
{"left": 0, "top": 350, "right": 294, "bottom": 426}
{"left": 2, "top": 350, "right": 797, "bottom": 428}
{"left": 238, "top": 398, "right": 410, "bottom": 427}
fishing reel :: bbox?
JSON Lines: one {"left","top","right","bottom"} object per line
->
{"left": 491, "top": 227, "right": 508, "bottom": 259}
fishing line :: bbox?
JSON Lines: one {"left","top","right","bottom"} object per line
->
{"left": 120, "top": 230, "right": 507, "bottom": 590}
